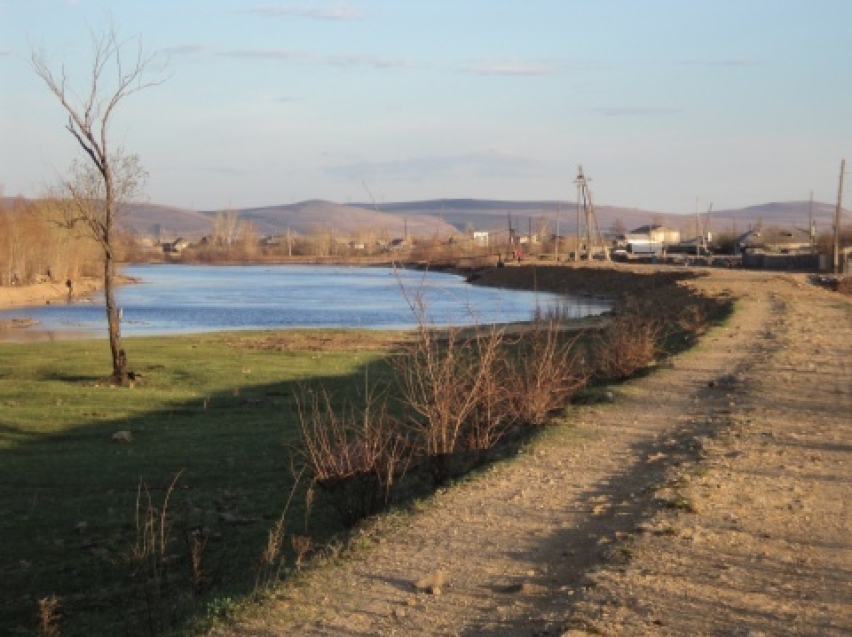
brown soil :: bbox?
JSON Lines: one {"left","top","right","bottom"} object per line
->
{"left": 234, "top": 330, "right": 412, "bottom": 353}
{"left": 0, "top": 277, "right": 102, "bottom": 309}
{"left": 212, "top": 263, "right": 851, "bottom": 637}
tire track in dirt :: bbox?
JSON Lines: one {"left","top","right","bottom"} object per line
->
{"left": 567, "top": 276, "right": 852, "bottom": 636}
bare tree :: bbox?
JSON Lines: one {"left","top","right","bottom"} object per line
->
{"left": 213, "top": 208, "right": 241, "bottom": 249}
{"left": 31, "top": 26, "right": 164, "bottom": 383}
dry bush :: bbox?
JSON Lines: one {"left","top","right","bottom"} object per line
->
{"left": 254, "top": 515, "right": 287, "bottom": 590}
{"left": 505, "top": 320, "right": 588, "bottom": 426}
{"left": 836, "top": 276, "right": 852, "bottom": 295}
{"left": 254, "top": 471, "right": 309, "bottom": 590}
{"left": 295, "top": 385, "right": 411, "bottom": 525}
{"left": 393, "top": 319, "right": 512, "bottom": 482}
{"left": 128, "top": 473, "right": 184, "bottom": 635}
{"left": 590, "top": 310, "right": 661, "bottom": 381}
{"left": 459, "top": 325, "right": 516, "bottom": 455}
{"left": 37, "top": 595, "right": 61, "bottom": 637}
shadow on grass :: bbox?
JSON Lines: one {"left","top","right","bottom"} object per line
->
{"left": 0, "top": 336, "right": 402, "bottom": 636}
{"left": 0, "top": 332, "right": 550, "bottom": 637}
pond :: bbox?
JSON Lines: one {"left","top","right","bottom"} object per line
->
{"left": 0, "top": 264, "right": 611, "bottom": 340}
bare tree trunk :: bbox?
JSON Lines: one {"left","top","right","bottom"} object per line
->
{"left": 103, "top": 254, "right": 127, "bottom": 383}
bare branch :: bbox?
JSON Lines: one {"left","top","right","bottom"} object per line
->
{"left": 31, "top": 23, "right": 164, "bottom": 384}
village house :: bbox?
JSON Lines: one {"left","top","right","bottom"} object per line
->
{"left": 737, "top": 226, "right": 813, "bottom": 254}
{"left": 472, "top": 231, "right": 489, "bottom": 247}
{"left": 161, "top": 237, "right": 190, "bottom": 254}
{"left": 737, "top": 225, "right": 822, "bottom": 270}
{"left": 614, "top": 224, "right": 681, "bottom": 257}
{"left": 630, "top": 224, "right": 681, "bottom": 245}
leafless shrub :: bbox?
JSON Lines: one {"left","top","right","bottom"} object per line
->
{"left": 505, "top": 320, "right": 587, "bottom": 426}
{"left": 188, "top": 528, "right": 208, "bottom": 596}
{"left": 291, "top": 534, "right": 313, "bottom": 572}
{"left": 128, "top": 473, "right": 183, "bottom": 635}
{"left": 393, "top": 316, "right": 513, "bottom": 482}
{"left": 255, "top": 515, "right": 287, "bottom": 590}
{"left": 837, "top": 277, "right": 852, "bottom": 295}
{"left": 590, "top": 310, "right": 661, "bottom": 381}
{"left": 295, "top": 384, "right": 411, "bottom": 525}
{"left": 254, "top": 470, "right": 306, "bottom": 591}
{"left": 463, "top": 328, "right": 516, "bottom": 454}
{"left": 37, "top": 595, "right": 61, "bottom": 637}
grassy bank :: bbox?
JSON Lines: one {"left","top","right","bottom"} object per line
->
{"left": 0, "top": 330, "right": 403, "bottom": 636}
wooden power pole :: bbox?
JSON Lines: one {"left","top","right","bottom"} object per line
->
{"left": 573, "top": 165, "right": 609, "bottom": 261}
{"left": 834, "top": 159, "right": 846, "bottom": 275}
{"left": 809, "top": 190, "right": 815, "bottom": 253}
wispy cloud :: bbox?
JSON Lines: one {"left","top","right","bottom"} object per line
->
{"left": 158, "top": 40, "right": 414, "bottom": 71}
{"left": 162, "top": 44, "right": 215, "bottom": 57}
{"left": 326, "top": 53, "right": 414, "bottom": 70}
{"left": 220, "top": 47, "right": 413, "bottom": 70}
{"left": 590, "top": 107, "right": 682, "bottom": 117}
{"left": 674, "top": 58, "right": 765, "bottom": 68}
{"left": 460, "top": 58, "right": 560, "bottom": 77}
{"left": 328, "top": 151, "right": 542, "bottom": 182}
{"left": 245, "top": 2, "right": 363, "bottom": 21}
{"left": 197, "top": 166, "right": 254, "bottom": 176}
{"left": 225, "top": 48, "right": 311, "bottom": 62}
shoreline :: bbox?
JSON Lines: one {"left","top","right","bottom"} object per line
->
{"left": 0, "top": 277, "right": 103, "bottom": 310}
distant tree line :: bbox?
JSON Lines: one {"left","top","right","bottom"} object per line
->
{"left": 0, "top": 195, "right": 101, "bottom": 286}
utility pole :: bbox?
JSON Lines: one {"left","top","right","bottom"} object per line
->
{"left": 555, "top": 201, "right": 561, "bottom": 261}
{"left": 695, "top": 198, "right": 701, "bottom": 259}
{"left": 573, "top": 165, "right": 609, "bottom": 261}
{"left": 528, "top": 217, "right": 532, "bottom": 255}
{"left": 575, "top": 175, "right": 581, "bottom": 261}
{"left": 575, "top": 166, "right": 591, "bottom": 259}
{"left": 809, "top": 190, "right": 815, "bottom": 253}
{"left": 834, "top": 159, "right": 846, "bottom": 274}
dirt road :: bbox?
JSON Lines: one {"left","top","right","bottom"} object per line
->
{"left": 217, "top": 266, "right": 851, "bottom": 636}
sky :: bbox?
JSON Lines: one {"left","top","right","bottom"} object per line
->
{"left": 1, "top": 0, "right": 851, "bottom": 214}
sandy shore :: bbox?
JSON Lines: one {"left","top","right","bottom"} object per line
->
{"left": 0, "top": 278, "right": 105, "bottom": 341}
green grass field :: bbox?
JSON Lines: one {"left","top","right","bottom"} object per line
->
{"left": 0, "top": 331, "right": 400, "bottom": 636}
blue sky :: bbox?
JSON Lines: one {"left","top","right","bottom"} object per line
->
{"left": 2, "top": 0, "right": 851, "bottom": 213}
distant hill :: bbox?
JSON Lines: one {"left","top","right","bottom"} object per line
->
{"left": 123, "top": 203, "right": 215, "bottom": 238}
{"left": 350, "top": 198, "right": 677, "bottom": 236}
{"left": 708, "top": 201, "right": 840, "bottom": 232}
{"left": 229, "top": 200, "right": 456, "bottom": 240}
{"left": 348, "top": 199, "right": 846, "bottom": 236}
{"left": 119, "top": 200, "right": 457, "bottom": 240}
{"left": 6, "top": 197, "right": 848, "bottom": 240}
